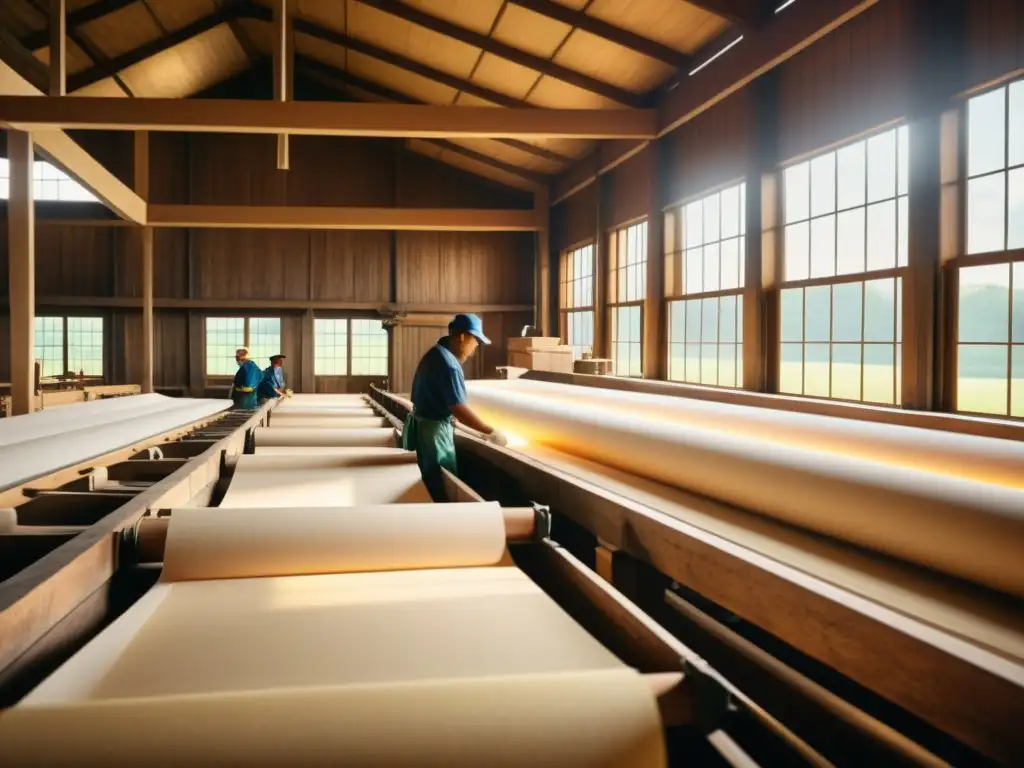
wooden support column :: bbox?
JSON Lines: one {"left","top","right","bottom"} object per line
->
{"left": 273, "top": 0, "right": 292, "bottom": 170}
{"left": 534, "top": 187, "right": 551, "bottom": 335}
{"left": 745, "top": 71, "right": 780, "bottom": 393}
{"left": 134, "top": 131, "right": 153, "bottom": 393}
{"left": 300, "top": 309, "right": 315, "bottom": 393}
{"left": 902, "top": 0, "right": 966, "bottom": 410}
{"left": 7, "top": 130, "right": 35, "bottom": 416}
{"left": 594, "top": 166, "right": 609, "bottom": 358}
{"left": 643, "top": 142, "right": 666, "bottom": 379}
{"left": 49, "top": 0, "right": 65, "bottom": 96}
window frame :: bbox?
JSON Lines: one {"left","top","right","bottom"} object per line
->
{"left": 951, "top": 76, "right": 1024, "bottom": 419}
{"left": 607, "top": 218, "right": 648, "bottom": 378}
{"left": 34, "top": 314, "right": 105, "bottom": 379}
{"left": 314, "top": 316, "right": 390, "bottom": 378}
{"left": 204, "top": 316, "right": 281, "bottom": 378}
{"left": 664, "top": 180, "right": 747, "bottom": 389}
{"left": 558, "top": 240, "right": 596, "bottom": 360}
{"left": 776, "top": 123, "right": 910, "bottom": 407}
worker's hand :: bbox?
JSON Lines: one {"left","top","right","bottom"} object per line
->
{"left": 485, "top": 429, "right": 508, "bottom": 447}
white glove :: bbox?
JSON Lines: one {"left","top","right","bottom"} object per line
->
{"left": 485, "top": 429, "right": 508, "bottom": 447}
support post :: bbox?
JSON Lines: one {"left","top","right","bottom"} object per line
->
{"left": 643, "top": 142, "right": 666, "bottom": 379}
{"left": 594, "top": 166, "right": 608, "bottom": 358}
{"left": 49, "top": 0, "right": 65, "bottom": 97}
{"left": 744, "top": 70, "right": 780, "bottom": 393}
{"left": 534, "top": 187, "right": 551, "bottom": 335}
{"left": 273, "top": 0, "right": 291, "bottom": 170}
{"left": 8, "top": 130, "right": 35, "bottom": 416}
{"left": 140, "top": 227, "right": 154, "bottom": 394}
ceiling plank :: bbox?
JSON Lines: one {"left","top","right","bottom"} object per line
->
{"left": 67, "top": 4, "right": 244, "bottom": 91}
{"left": 681, "top": 0, "right": 765, "bottom": 28}
{"left": 296, "top": 55, "right": 573, "bottom": 166}
{"left": 419, "top": 139, "right": 547, "bottom": 187}
{"left": 22, "top": 0, "right": 141, "bottom": 50}
{"left": 147, "top": 203, "right": 543, "bottom": 231}
{"left": 351, "top": 0, "right": 647, "bottom": 108}
{"left": 507, "top": 0, "right": 690, "bottom": 69}
{"left": 0, "top": 94, "right": 657, "bottom": 139}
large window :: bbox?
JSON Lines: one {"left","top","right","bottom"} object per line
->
{"left": 205, "top": 317, "right": 281, "bottom": 376}
{"left": 956, "top": 79, "right": 1024, "bottom": 417}
{"left": 34, "top": 316, "right": 103, "bottom": 378}
{"left": 315, "top": 318, "right": 389, "bottom": 377}
{"left": 0, "top": 159, "right": 98, "bottom": 202}
{"left": 667, "top": 183, "right": 746, "bottom": 387}
{"left": 351, "top": 319, "right": 389, "bottom": 376}
{"left": 559, "top": 243, "right": 595, "bottom": 359}
{"left": 608, "top": 221, "right": 647, "bottom": 376}
{"left": 779, "top": 125, "right": 908, "bottom": 404}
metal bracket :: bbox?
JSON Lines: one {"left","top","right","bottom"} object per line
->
{"left": 531, "top": 503, "right": 552, "bottom": 541}
{"left": 681, "top": 657, "right": 735, "bottom": 735}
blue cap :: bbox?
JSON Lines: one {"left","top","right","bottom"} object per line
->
{"left": 449, "top": 313, "right": 490, "bottom": 345}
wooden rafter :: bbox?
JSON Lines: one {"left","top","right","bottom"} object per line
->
{"left": 0, "top": 94, "right": 657, "bottom": 139}
{"left": 22, "top": 0, "right": 141, "bottom": 50}
{"left": 507, "top": 0, "right": 691, "bottom": 68}
{"left": 682, "top": 0, "right": 766, "bottom": 27}
{"left": 351, "top": 0, "right": 647, "bottom": 108}
{"left": 68, "top": 4, "right": 245, "bottom": 91}
{"left": 295, "top": 56, "right": 572, "bottom": 166}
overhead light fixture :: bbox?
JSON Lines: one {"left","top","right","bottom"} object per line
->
{"left": 775, "top": 0, "right": 798, "bottom": 12}
{"left": 689, "top": 36, "right": 744, "bottom": 76}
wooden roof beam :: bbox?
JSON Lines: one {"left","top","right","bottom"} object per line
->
{"left": 350, "top": 0, "right": 648, "bottom": 108}
{"left": 295, "top": 56, "right": 574, "bottom": 166}
{"left": 147, "top": 204, "right": 543, "bottom": 231}
{"left": 0, "top": 95, "right": 657, "bottom": 139}
{"left": 22, "top": 0, "right": 141, "bottom": 51}
{"left": 68, "top": 4, "right": 245, "bottom": 92}
{"left": 682, "top": 0, "right": 767, "bottom": 28}
{"left": 507, "top": 0, "right": 690, "bottom": 69}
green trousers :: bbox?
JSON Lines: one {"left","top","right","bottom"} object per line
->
{"left": 403, "top": 412, "right": 456, "bottom": 503}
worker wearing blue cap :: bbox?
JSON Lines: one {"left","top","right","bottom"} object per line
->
{"left": 404, "top": 313, "right": 507, "bottom": 502}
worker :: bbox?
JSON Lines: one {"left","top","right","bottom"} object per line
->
{"left": 258, "top": 354, "right": 289, "bottom": 404}
{"left": 230, "top": 348, "right": 262, "bottom": 410}
{"left": 404, "top": 313, "right": 507, "bottom": 503}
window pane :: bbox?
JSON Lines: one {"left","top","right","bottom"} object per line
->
{"left": 704, "top": 193, "right": 721, "bottom": 243}
{"left": 720, "top": 295, "right": 737, "bottom": 343}
{"left": 670, "top": 302, "right": 686, "bottom": 344}
{"left": 720, "top": 238, "right": 740, "bottom": 291}
{"left": 719, "top": 344, "right": 737, "bottom": 387}
{"left": 897, "top": 196, "right": 909, "bottom": 268}
{"left": 686, "top": 300, "right": 702, "bottom": 343}
{"left": 810, "top": 214, "right": 836, "bottom": 278}
{"left": 836, "top": 208, "right": 866, "bottom": 275}
{"left": 1009, "top": 167, "right": 1024, "bottom": 250}
{"left": 780, "top": 343, "right": 803, "bottom": 394}
{"left": 785, "top": 222, "right": 810, "bottom": 281}
{"left": 832, "top": 281, "right": 863, "bottom": 342}
{"left": 968, "top": 173, "right": 1007, "bottom": 254}
{"left": 959, "top": 263, "right": 1010, "bottom": 343}
{"left": 1014, "top": 263, "right": 1024, "bottom": 343}
{"left": 720, "top": 185, "right": 740, "bottom": 238}
{"left": 867, "top": 129, "right": 897, "bottom": 203}
{"left": 864, "top": 279, "right": 896, "bottom": 342}
{"left": 1012, "top": 346, "right": 1024, "bottom": 418}
{"left": 968, "top": 88, "right": 1007, "bottom": 177}
{"left": 957, "top": 345, "right": 1008, "bottom": 415}
{"left": 836, "top": 141, "right": 866, "bottom": 210}
{"left": 205, "top": 317, "right": 245, "bottom": 376}
{"left": 866, "top": 200, "right": 897, "bottom": 271}
{"left": 863, "top": 344, "right": 896, "bottom": 404}
{"left": 703, "top": 243, "right": 720, "bottom": 292}
{"left": 702, "top": 298, "right": 718, "bottom": 343}
{"left": 804, "top": 285, "right": 831, "bottom": 342}
{"left": 804, "top": 343, "right": 830, "bottom": 397}
{"left": 1011, "top": 82, "right": 1024, "bottom": 168}
{"left": 685, "top": 201, "right": 703, "bottom": 247}
{"left": 831, "top": 344, "right": 861, "bottom": 401}
{"left": 685, "top": 248, "right": 703, "bottom": 294}
{"left": 685, "top": 343, "right": 701, "bottom": 383}
{"left": 898, "top": 125, "right": 910, "bottom": 196}
{"left": 351, "top": 318, "right": 389, "bottom": 376}
{"left": 780, "top": 288, "right": 803, "bottom": 343}
{"left": 314, "top": 318, "right": 349, "bottom": 376}
{"left": 700, "top": 344, "right": 718, "bottom": 385}
{"left": 785, "top": 162, "right": 810, "bottom": 223}
{"left": 810, "top": 152, "right": 837, "bottom": 217}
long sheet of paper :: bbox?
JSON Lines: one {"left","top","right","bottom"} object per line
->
{"left": 0, "top": 669, "right": 664, "bottom": 767}
{"left": 278, "top": 394, "right": 368, "bottom": 407}
{"left": 220, "top": 453, "right": 429, "bottom": 507}
{"left": 161, "top": 503, "right": 508, "bottom": 581}
{"left": 253, "top": 426, "right": 396, "bottom": 448}
{"left": 23, "top": 568, "right": 626, "bottom": 703}
{"left": 269, "top": 407, "right": 377, "bottom": 419}
{"left": 468, "top": 383, "right": 1024, "bottom": 597}
{"left": 253, "top": 446, "right": 408, "bottom": 456}
{"left": 266, "top": 415, "right": 387, "bottom": 429}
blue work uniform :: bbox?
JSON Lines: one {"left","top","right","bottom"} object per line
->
{"left": 403, "top": 337, "right": 467, "bottom": 502}
{"left": 258, "top": 365, "right": 285, "bottom": 401}
{"left": 231, "top": 359, "right": 262, "bottom": 409}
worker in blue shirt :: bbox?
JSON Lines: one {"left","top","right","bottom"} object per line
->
{"left": 404, "top": 314, "right": 507, "bottom": 502}
{"left": 258, "top": 354, "right": 289, "bottom": 404}
{"left": 230, "top": 348, "right": 262, "bottom": 410}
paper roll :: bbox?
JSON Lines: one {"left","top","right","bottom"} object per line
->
{"left": 269, "top": 407, "right": 377, "bottom": 419}
{"left": 486, "top": 379, "right": 1024, "bottom": 489}
{"left": 468, "top": 384, "right": 1024, "bottom": 596}
{"left": 253, "top": 446, "right": 408, "bottom": 456}
{"left": 161, "top": 503, "right": 508, "bottom": 581}
{"left": 253, "top": 427, "right": 397, "bottom": 448}
{"left": 266, "top": 416, "right": 387, "bottom": 429}
{"left": 0, "top": 670, "right": 665, "bottom": 767}
{"left": 220, "top": 453, "right": 429, "bottom": 508}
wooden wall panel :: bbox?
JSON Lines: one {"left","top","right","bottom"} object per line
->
{"left": 395, "top": 153, "right": 532, "bottom": 210}
{"left": 115, "top": 229, "right": 189, "bottom": 300}
{"left": 149, "top": 133, "right": 188, "bottom": 206}
{"left": 665, "top": 88, "right": 752, "bottom": 205}
{"left": 395, "top": 232, "right": 534, "bottom": 306}
{"left": 552, "top": 182, "right": 598, "bottom": 253}
{"left": 192, "top": 229, "right": 312, "bottom": 301}
{"left": 392, "top": 323, "right": 447, "bottom": 395}
{"left": 605, "top": 150, "right": 653, "bottom": 229}
{"left": 34, "top": 226, "right": 126, "bottom": 297}
{"left": 310, "top": 231, "right": 392, "bottom": 303}
{"left": 967, "top": 0, "right": 1024, "bottom": 89}
{"left": 123, "top": 310, "right": 190, "bottom": 391}
{"left": 778, "top": 0, "right": 912, "bottom": 162}
{"left": 0, "top": 315, "right": 9, "bottom": 384}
